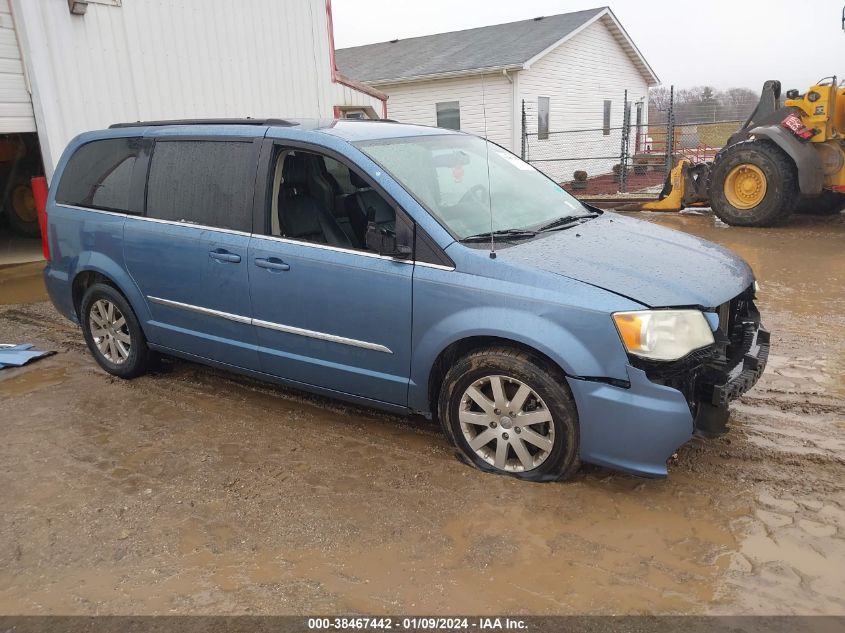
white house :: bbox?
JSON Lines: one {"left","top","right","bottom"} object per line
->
{"left": 336, "top": 7, "right": 659, "bottom": 181}
{"left": 2, "top": 0, "right": 385, "bottom": 179}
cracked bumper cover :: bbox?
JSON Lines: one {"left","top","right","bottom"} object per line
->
{"left": 567, "top": 366, "right": 695, "bottom": 478}
{"left": 567, "top": 322, "right": 769, "bottom": 478}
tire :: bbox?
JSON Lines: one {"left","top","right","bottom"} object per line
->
{"left": 3, "top": 178, "right": 40, "bottom": 236}
{"left": 437, "top": 347, "right": 580, "bottom": 482}
{"left": 709, "top": 139, "right": 799, "bottom": 227}
{"left": 80, "top": 283, "right": 151, "bottom": 379}
{"left": 794, "top": 191, "right": 845, "bottom": 216}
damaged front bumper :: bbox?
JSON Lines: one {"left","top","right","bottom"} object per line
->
{"left": 694, "top": 322, "right": 770, "bottom": 437}
{"left": 568, "top": 285, "right": 768, "bottom": 477}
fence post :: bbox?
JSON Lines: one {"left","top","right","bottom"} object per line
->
{"left": 521, "top": 99, "right": 526, "bottom": 160}
{"left": 619, "top": 90, "right": 630, "bottom": 193}
{"left": 665, "top": 85, "right": 675, "bottom": 174}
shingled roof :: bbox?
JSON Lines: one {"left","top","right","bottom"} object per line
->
{"left": 335, "top": 7, "right": 658, "bottom": 86}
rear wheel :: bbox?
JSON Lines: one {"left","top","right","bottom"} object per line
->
{"left": 80, "top": 283, "right": 151, "bottom": 379}
{"left": 794, "top": 190, "right": 845, "bottom": 216}
{"left": 709, "top": 139, "right": 798, "bottom": 226}
{"left": 437, "top": 347, "right": 580, "bottom": 482}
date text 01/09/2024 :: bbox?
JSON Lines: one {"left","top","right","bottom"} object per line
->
{"left": 307, "top": 617, "right": 528, "bottom": 630}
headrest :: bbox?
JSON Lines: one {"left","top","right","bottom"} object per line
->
{"left": 282, "top": 154, "right": 308, "bottom": 188}
{"left": 349, "top": 170, "right": 369, "bottom": 189}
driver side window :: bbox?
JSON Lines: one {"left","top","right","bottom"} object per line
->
{"left": 269, "top": 148, "right": 396, "bottom": 252}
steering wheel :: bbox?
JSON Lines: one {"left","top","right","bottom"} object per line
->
{"left": 459, "top": 184, "right": 489, "bottom": 206}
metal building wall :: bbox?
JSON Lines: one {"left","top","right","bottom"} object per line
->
{"left": 0, "top": 0, "right": 34, "bottom": 132}
{"left": 11, "top": 0, "right": 383, "bottom": 177}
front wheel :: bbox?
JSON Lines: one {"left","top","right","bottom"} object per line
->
{"left": 80, "top": 283, "right": 151, "bottom": 379}
{"left": 709, "top": 139, "right": 798, "bottom": 227}
{"left": 438, "top": 347, "right": 580, "bottom": 482}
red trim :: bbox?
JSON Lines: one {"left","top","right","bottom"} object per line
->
{"left": 31, "top": 176, "right": 50, "bottom": 261}
{"left": 326, "top": 0, "right": 338, "bottom": 82}
{"left": 325, "top": 0, "right": 387, "bottom": 117}
{"left": 335, "top": 71, "right": 388, "bottom": 102}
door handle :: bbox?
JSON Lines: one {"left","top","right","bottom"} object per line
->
{"left": 254, "top": 257, "right": 290, "bottom": 272}
{"left": 209, "top": 249, "right": 241, "bottom": 263}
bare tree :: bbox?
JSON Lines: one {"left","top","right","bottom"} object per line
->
{"left": 649, "top": 85, "right": 760, "bottom": 124}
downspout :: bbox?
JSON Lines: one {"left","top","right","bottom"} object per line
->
{"left": 325, "top": 0, "right": 388, "bottom": 119}
{"left": 503, "top": 69, "right": 521, "bottom": 153}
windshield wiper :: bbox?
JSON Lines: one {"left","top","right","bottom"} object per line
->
{"left": 460, "top": 228, "right": 537, "bottom": 243}
{"left": 535, "top": 213, "right": 598, "bottom": 233}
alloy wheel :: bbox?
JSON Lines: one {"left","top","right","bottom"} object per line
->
{"left": 89, "top": 299, "right": 131, "bottom": 364}
{"left": 458, "top": 375, "right": 555, "bottom": 473}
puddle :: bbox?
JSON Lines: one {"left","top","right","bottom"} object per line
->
{"left": 623, "top": 211, "right": 845, "bottom": 318}
{"left": 0, "top": 365, "right": 67, "bottom": 397}
{"left": 0, "top": 262, "right": 47, "bottom": 305}
{"left": 620, "top": 211, "right": 845, "bottom": 397}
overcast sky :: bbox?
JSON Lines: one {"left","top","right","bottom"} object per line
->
{"left": 332, "top": 0, "right": 845, "bottom": 92}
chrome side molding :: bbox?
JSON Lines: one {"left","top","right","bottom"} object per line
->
{"left": 252, "top": 319, "right": 392, "bottom": 353}
{"left": 148, "top": 296, "right": 251, "bottom": 324}
{"left": 147, "top": 296, "right": 392, "bottom": 354}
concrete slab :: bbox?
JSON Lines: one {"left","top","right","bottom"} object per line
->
{"left": 0, "top": 231, "right": 43, "bottom": 265}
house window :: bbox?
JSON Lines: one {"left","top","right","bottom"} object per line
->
{"left": 335, "top": 105, "right": 378, "bottom": 120}
{"left": 538, "top": 97, "right": 550, "bottom": 140}
{"left": 603, "top": 100, "right": 612, "bottom": 136}
{"left": 436, "top": 101, "right": 460, "bottom": 130}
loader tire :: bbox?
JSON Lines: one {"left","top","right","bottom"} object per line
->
{"left": 794, "top": 191, "right": 845, "bottom": 216}
{"left": 3, "top": 177, "right": 40, "bottom": 236}
{"left": 709, "top": 139, "right": 798, "bottom": 227}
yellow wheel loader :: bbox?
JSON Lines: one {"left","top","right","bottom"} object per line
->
{"left": 636, "top": 78, "right": 845, "bottom": 226}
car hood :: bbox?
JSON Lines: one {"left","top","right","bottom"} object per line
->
{"left": 495, "top": 213, "right": 754, "bottom": 308}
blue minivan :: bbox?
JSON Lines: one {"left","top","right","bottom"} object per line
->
{"left": 43, "top": 118, "right": 769, "bottom": 480}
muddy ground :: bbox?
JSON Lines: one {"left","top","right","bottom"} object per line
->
{"left": 0, "top": 211, "right": 843, "bottom": 615}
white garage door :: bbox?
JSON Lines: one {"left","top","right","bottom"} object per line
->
{"left": 0, "top": 0, "right": 34, "bottom": 133}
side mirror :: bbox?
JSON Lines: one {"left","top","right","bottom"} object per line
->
{"left": 365, "top": 223, "right": 412, "bottom": 259}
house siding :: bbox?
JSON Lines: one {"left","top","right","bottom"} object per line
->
{"left": 11, "top": 0, "right": 383, "bottom": 177}
{"left": 376, "top": 73, "right": 514, "bottom": 151}
{"left": 518, "top": 16, "right": 649, "bottom": 181}
{"left": 332, "top": 82, "right": 384, "bottom": 112}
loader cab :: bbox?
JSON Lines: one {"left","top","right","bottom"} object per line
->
{"left": 784, "top": 77, "right": 842, "bottom": 142}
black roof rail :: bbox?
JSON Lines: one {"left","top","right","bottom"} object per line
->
{"left": 360, "top": 118, "right": 400, "bottom": 123}
{"left": 109, "top": 118, "right": 299, "bottom": 129}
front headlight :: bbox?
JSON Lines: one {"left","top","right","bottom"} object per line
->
{"left": 612, "top": 310, "right": 715, "bottom": 361}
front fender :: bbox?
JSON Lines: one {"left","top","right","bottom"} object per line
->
{"left": 408, "top": 305, "right": 630, "bottom": 413}
{"left": 750, "top": 125, "right": 824, "bottom": 195}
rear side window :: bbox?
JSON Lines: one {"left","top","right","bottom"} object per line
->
{"left": 146, "top": 140, "right": 255, "bottom": 232}
{"left": 56, "top": 137, "right": 142, "bottom": 212}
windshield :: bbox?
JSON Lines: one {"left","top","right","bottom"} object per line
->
{"left": 354, "top": 134, "right": 591, "bottom": 240}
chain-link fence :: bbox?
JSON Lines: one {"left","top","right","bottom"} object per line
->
{"left": 521, "top": 86, "right": 749, "bottom": 197}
